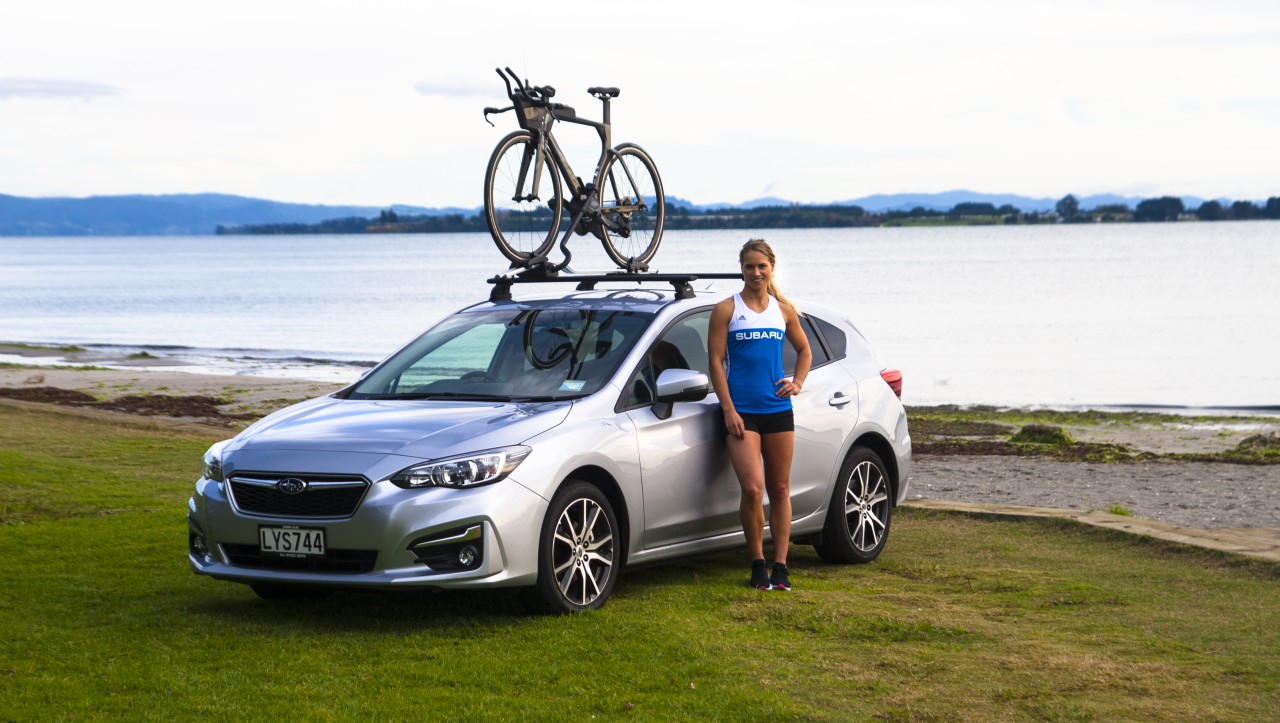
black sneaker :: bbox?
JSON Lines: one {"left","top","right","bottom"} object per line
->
{"left": 749, "top": 559, "right": 772, "bottom": 590}
{"left": 770, "top": 563, "right": 791, "bottom": 591}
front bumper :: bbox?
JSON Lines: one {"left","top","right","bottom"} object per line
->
{"left": 188, "top": 474, "right": 548, "bottom": 590}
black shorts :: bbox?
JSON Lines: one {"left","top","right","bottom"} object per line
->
{"left": 737, "top": 409, "right": 795, "bottom": 435}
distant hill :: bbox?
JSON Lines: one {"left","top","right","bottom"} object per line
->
{"left": 0, "top": 190, "right": 1218, "bottom": 236}
{"left": 670, "top": 190, "right": 1207, "bottom": 214}
{"left": 0, "top": 193, "right": 448, "bottom": 236}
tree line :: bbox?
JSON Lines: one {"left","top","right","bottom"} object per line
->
{"left": 215, "top": 195, "right": 1280, "bottom": 235}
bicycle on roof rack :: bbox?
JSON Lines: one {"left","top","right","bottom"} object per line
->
{"left": 483, "top": 66, "right": 665, "bottom": 274}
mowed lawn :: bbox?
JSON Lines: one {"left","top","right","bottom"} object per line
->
{"left": 1, "top": 404, "right": 1277, "bottom": 720}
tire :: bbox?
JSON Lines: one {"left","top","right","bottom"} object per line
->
{"left": 520, "top": 480, "right": 619, "bottom": 614}
{"left": 815, "top": 447, "right": 893, "bottom": 564}
{"left": 597, "top": 143, "right": 664, "bottom": 271}
{"left": 483, "top": 130, "right": 563, "bottom": 265}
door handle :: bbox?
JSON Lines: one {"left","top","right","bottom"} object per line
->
{"left": 828, "top": 391, "right": 854, "bottom": 407}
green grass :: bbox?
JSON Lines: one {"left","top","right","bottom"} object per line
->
{"left": 0, "top": 342, "right": 86, "bottom": 353}
{"left": 1010, "top": 424, "right": 1075, "bottom": 446}
{"left": 2, "top": 405, "right": 1278, "bottom": 719}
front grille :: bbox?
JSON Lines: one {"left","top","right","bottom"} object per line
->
{"left": 228, "top": 473, "right": 369, "bottom": 518}
{"left": 221, "top": 544, "right": 378, "bottom": 573}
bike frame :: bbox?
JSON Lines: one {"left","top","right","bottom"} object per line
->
{"left": 523, "top": 104, "right": 611, "bottom": 211}
{"left": 491, "top": 67, "right": 654, "bottom": 272}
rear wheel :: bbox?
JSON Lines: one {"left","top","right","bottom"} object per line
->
{"left": 520, "top": 480, "right": 619, "bottom": 614}
{"left": 484, "top": 130, "right": 563, "bottom": 265}
{"left": 815, "top": 447, "right": 893, "bottom": 564}
{"left": 597, "top": 143, "right": 664, "bottom": 271}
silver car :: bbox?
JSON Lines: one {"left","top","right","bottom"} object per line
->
{"left": 188, "top": 274, "right": 911, "bottom": 613}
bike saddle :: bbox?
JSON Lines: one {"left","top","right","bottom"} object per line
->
{"left": 588, "top": 87, "right": 620, "bottom": 99}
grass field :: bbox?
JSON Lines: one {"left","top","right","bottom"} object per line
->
{"left": 2, "top": 404, "right": 1278, "bottom": 720}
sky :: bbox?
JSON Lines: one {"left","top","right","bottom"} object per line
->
{"left": 2, "top": 0, "right": 1278, "bottom": 209}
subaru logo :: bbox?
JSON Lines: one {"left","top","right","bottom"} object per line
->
{"left": 276, "top": 477, "right": 307, "bottom": 495}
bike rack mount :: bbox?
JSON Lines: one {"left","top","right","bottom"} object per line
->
{"left": 486, "top": 271, "right": 742, "bottom": 302}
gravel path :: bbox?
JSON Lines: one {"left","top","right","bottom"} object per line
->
{"left": 911, "top": 455, "right": 1280, "bottom": 530}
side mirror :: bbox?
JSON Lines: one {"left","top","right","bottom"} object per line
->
{"left": 652, "top": 369, "right": 710, "bottom": 420}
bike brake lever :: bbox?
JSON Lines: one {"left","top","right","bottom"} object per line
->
{"left": 483, "top": 105, "right": 513, "bottom": 127}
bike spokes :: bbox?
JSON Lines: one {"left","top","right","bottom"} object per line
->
{"left": 598, "top": 146, "right": 664, "bottom": 271}
{"left": 484, "top": 132, "right": 562, "bottom": 263}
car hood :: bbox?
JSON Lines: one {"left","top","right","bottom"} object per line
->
{"left": 226, "top": 396, "right": 573, "bottom": 458}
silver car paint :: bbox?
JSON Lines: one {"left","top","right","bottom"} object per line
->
{"left": 188, "top": 289, "right": 911, "bottom": 592}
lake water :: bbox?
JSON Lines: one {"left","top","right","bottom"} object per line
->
{"left": 2, "top": 222, "right": 1278, "bottom": 412}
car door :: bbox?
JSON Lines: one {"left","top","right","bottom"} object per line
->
{"left": 623, "top": 310, "right": 744, "bottom": 549}
{"left": 784, "top": 317, "right": 859, "bottom": 520}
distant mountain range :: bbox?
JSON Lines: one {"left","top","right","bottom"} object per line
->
{"left": 0, "top": 190, "right": 1211, "bottom": 236}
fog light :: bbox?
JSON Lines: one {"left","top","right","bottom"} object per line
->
{"left": 190, "top": 533, "right": 209, "bottom": 558}
{"left": 409, "top": 525, "right": 484, "bottom": 571}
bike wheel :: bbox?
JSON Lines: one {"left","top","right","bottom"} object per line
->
{"left": 597, "top": 143, "right": 664, "bottom": 271}
{"left": 484, "top": 130, "right": 563, "bottom": 265}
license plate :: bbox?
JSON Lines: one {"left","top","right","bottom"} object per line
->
{"left": 259, "top": 526, "right": 325, "bottom": 557}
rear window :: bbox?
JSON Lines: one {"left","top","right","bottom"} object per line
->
{"left": 811, "top": 316, "right": 847, "bottom": 360}
{"left": 783, "top": 315, "right": 830, "bottom": 374}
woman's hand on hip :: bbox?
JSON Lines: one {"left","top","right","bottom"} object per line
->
{"left": 775, "top": 377, "right": 802, "bottom": 397}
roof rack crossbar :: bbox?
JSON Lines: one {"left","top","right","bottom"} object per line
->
{"left": 487, "top": 272, "right": 741, "bottom": 302}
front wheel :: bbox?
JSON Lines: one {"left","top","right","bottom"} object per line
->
{"left": 520, "top": 480, "right": 619, "bottom": 614}
{"left": 597, "top": 143, "right": 664, "bottom": 271}
{"left": 814, "top": 447, "right": 893, "bottom": 564}
{"left": 483, "top": 130, "right": 563, "bottom": 265}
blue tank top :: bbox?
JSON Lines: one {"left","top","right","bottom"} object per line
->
{"left": 726, "top": 293, "right": 791, "bottom": 414}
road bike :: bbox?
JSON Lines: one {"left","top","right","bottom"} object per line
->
{"left": 483, "top": 67, "right": 665, "bottom": 273}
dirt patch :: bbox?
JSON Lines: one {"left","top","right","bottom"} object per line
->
{"left": 911, "top": 455, "right": 1280, "bottom": 529}
{"left": 908, "top": 418, "right": 1013, "bottom": 437}
{"left": 0, "top": 386, "right": 98, "bottom": 405}
{"left": 913, "top": 438, "right": 1153, "bottom": 463}
{"left": 0, "top": 386, "right": 254, "bottom": 423}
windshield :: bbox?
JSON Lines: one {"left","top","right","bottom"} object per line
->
{"left": 346, "top": 307, "right": 655, "bottom": 401}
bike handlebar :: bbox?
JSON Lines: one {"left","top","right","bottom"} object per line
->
{"left": 497, "top": 66, "right": 556, "bottom": 105}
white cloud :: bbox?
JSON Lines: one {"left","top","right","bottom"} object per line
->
{"left": 0, "top": 78, "right": 123, "bottom": 100}
{"left": 0, "top": 0, "right": 1278, "bottom": 206}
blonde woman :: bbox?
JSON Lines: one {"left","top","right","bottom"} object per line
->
{"left": 708, "top": 239, "right": 812, "bottom": 590}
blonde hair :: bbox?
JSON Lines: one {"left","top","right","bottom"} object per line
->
{"left": 739, "top": 238, "right": 792, "bottom": 307}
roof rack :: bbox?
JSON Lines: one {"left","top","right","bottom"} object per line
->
{"left": 486, "top": 271, "right": 742, "bottom": 302}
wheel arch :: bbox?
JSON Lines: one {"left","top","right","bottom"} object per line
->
{"left": 851, "top": 432, "right": 900, "bottom": 506}
{"left": 557, "top": 464, "right": 631, "bottom": 562}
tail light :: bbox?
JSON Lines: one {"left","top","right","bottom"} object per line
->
{"left": 880, "top": 368, "right": 902, "bottom": 398}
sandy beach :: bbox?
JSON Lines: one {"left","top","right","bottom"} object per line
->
{"left": 3, "top": 345, "right": 1277, "bottom": 534}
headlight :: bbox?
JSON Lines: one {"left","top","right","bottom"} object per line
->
{"left": 202, "top": 441, "right": 228, "bottom": 482}
{"left": 390, "top": 446, "right": 531, "bottom": 489}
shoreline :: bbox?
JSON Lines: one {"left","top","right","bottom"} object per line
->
{"left": 4, "top": 341, "right": 1276, "bottom": 420}
{"left": 0, "top": 341, "right": 373, "bottom": 384}
{"left": 4, "top": 344, "right": 1279, "bottom": 459}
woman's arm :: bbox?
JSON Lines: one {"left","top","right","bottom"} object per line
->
{"left": 707, "top": 298, "right": 744, "bottom": 438}
{"left": 776, "top": 301, "right": 811, "bottom": 397}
